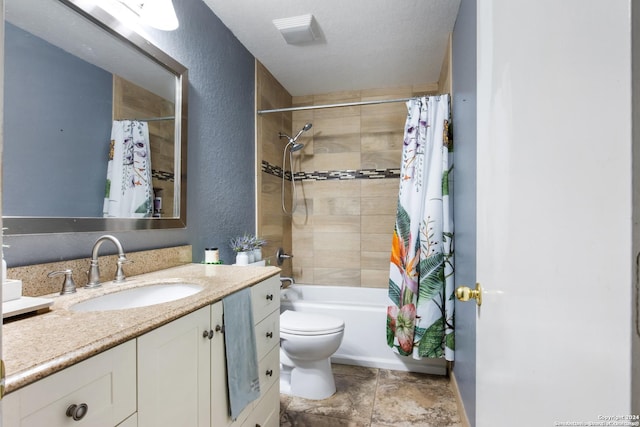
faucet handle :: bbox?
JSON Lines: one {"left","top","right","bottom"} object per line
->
{"left": 114, "top": 256, "right": 132, "bottom": 283}
{"left": 48, "top": 269, "right": 77, "bottom": 295}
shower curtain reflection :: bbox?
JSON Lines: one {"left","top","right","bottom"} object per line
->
{"left": 103, "top": 120, "right": 154, "bottom": 218}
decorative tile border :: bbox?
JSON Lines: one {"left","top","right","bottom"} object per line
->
{"left": 152, "top": 169, "right": 175, "bottom": 182}
{"left": 261, "top": 160, "right": 399, "bottom": 181}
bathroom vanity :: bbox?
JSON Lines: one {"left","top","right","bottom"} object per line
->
{"left": 1, "top": 264, "right": 280, "bottom": 427}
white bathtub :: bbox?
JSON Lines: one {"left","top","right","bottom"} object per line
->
{"left": 280, "top": 284, "right": 447, "bottom": 375}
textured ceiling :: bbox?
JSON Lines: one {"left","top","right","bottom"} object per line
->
{"left": 202, "top": 0, "right": 461, "bottom": 96}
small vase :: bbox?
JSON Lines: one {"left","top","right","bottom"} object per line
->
{"left": 236, "top": 251, "right": 249, "bottom": 266}
{"left": 252, "top": 248, "right": 262, "bottom": 262}
{"left": 248, "top": 250, "right": 255, "bottom": 263}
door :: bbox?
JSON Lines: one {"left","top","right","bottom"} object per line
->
{"left": 472, "top": 0, "right": 633, "bottom": 425}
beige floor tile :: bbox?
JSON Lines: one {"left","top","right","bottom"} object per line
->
{"left": 282, "top": 412, "right": 369, "bottom": 427}
{"left": 280, "top": 364, "right": 462, "bottom": 427}
{"left": 285, "top": 367, "right": 377, "bottom": 424}
{"left": 331, "top": 364, "right": 378, "bottom": 379}
{"left": 371, "top": 370, "right": 461, "bottom": 427}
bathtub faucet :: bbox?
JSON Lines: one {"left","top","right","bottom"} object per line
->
{"left": 280, "top": 276, "right": 295, "bottom": 288}
{"left": 276, "top": 247, "right": 294, "bottom": 266}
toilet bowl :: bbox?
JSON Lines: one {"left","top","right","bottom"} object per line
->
{"left": 279, "top": 310, "right": 345, "bottom": 400}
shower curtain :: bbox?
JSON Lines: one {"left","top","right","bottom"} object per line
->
{"left": 387, "top": 95, "right": 454, "bottom": 361}
{"left": 103, "top": 120, "right": 153, "bottom": 218}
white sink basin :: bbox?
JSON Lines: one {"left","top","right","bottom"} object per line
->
{"left": 70, "top": 283, "right": 204, "bottom": 312}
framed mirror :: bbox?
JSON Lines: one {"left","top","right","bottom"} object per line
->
{"left": 2, "top": 0, "right": 188, "bottom": 234}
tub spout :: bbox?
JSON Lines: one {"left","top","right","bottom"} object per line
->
{"left": 276, "top": 248, "right": 294, "bottom": 266}
{"left": 280, "top": 276, "right": 295, "bottom": 288}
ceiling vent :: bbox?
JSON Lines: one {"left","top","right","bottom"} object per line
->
{"left": 273, "top": 14, "right": 320, "bottom": 44}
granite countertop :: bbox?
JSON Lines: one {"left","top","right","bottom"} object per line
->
{"left": 2, "top": 263, "right": 280, "bottom": 394}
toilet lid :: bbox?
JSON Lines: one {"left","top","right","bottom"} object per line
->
{"left": 280, "top": 310, "right": 345, "bottom": 335}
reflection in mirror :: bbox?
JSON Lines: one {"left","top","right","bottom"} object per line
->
{"left": 3, "top": 0, "right": 188, "bottom": 234}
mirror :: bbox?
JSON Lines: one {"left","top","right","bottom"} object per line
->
{"left": 2, "top": 0, "right": 188, "bottom": 234}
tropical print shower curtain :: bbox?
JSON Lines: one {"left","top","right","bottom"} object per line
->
{"left": 103, "top": 120, "right": 153, "bottom": 218}
{"left": 387, "top": 95, "right": 454, "bottom": 361}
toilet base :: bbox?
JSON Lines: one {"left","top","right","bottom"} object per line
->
{"left": 280, "top": 355, "right": 336, "bottom": 400}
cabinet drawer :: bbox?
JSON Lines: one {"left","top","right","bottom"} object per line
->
{"left": 254, "top": 310, "right": 279, "bottom": 360}
{"left": 3, "top": 340, "right": 136, "bottom": 427}
{"left": 241, "top": 382, "right": 279, "bottom": 427}
{"left": 257, "top": 346, "right": 280, "bottom": 396}
{"left": 251, "top": 275, "right": 280, "bottom": 323}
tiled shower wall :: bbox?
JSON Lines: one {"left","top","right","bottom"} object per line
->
{"left": 288, "top": 86, "right": 440, "bottom": 288}
{"left": 257, "top": 37, "right": 451, "bottom": 287}
{"left": 256, "top": 62, "right": 293, "bottom": 277}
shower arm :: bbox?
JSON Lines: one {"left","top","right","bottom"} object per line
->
{"left": 278, "top": 132, "right": 291, "bottom": 142}
{"left": 278, "top": 130, "right": 303, "bottom": 144}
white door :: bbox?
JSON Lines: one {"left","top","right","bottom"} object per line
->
{"left": 472, "top": 0, "right": 633, "bottom": 425}
{"left": 1, "top": 1, "right": 5, "bottom": 423}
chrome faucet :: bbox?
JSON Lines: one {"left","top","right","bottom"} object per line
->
{"left": 276, "top": 247, "right": 294, "bottom": 266}
{"left": 86, "top": 235, "right": 130, "bottom": 288}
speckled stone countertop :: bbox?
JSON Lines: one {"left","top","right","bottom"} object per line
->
{"left": 3, "top": 263, "right": 280, "bottom": 394}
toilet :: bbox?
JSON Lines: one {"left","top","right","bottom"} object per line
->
{"left": 279, "top": 310, "right": 345, "bottom": 400}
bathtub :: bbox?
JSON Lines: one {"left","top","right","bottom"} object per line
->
{"left": 280, "top": 284, "right": 447, "bottom": 375}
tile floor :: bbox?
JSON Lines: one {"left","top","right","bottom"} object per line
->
{"left": 279, "top": 364, "right": 462, "bottom": 427}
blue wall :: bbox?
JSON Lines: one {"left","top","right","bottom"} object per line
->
{"left": 4, "top": 0, "right": 256, "bottom": 266}
{"left": 4, "top": 22, "right": 112, "bottom": 217}
{"left": 452, "top": 0, "right": 477, "bottom": 424}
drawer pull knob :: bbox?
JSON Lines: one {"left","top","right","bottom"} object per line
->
{"left": 66, "top": 403, "right": 88, "bottom": 421}
{"left": 202, "top": 329, "right": 214, "bottom": 340}
{"left": 265, "top": 369, "right": 273, "bottom": 377}
{"left": 266, "top": 331, "right": 273, "bottom": 338}
{"left": 266, "top": 294, "right": 273, "bottom": 301}
{"left": 215, "top": 324, "right": 225, "bottom": 334}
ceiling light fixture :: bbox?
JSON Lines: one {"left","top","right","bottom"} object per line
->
{"left": 118, "top": 0, "right": 179, "bottom": 31}
{"left": 273, "top": 14, "right": 320, "bottom": 44}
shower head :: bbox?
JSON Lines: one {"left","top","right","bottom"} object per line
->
{"left": 292, "top": 123, "right": 313, "bottom": 142}
{"left": 289, "top": 142, "right": 305, "bottom": 152}
{"left": 279, "top": 123, "right": 313, "bottom": 146}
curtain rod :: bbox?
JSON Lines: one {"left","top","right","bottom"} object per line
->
{"left": 257, "top": 97, "right": 417, "bottom": 115}
{"left": 120, "top": 116, "right": 175, "bottom": 122}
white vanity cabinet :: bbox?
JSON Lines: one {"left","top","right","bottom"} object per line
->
{"left": 2, "top": 340, "right": 137, "bottom": 427}
{"left": 139, "top": 274, "right": 280, "bottom": 427}
{"left": 3, "top": 274, "right": 280, "bottom": 427}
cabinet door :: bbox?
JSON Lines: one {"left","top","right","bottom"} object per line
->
{"left": 210, "top": 301, "right": 250, "bottom": 427}
{"left": 138, "top": 306, "right": 211, "bottom": 427}
{"left": 3, "top": 341, "right": 136, "bottom": 427}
